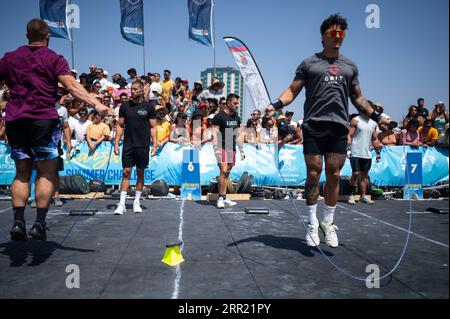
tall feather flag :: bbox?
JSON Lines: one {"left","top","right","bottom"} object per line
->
{"left": 187, "top": 0, "right": 214, "bottom": 47}
{"left": 119, "top": 0, "right": 144, "bottom": 46}
{"left": 39, "top": 0, "right": 71, "bottom": 40}
{"left": 223, "top": 37, "right": 271, "bottom": 111}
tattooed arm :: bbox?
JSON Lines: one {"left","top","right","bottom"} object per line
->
{"left": 350, "top": 84, "right": 374, "bottom": 119}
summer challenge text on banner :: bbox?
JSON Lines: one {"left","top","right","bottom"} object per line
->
{"left": 0, "top": 142, "right": 448, "bottom": 186}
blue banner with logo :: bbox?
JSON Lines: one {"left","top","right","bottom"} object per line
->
{"left": 0, "top": 141, "right": 448, "bottom": 187}
{"left": 39, "top": 0, "right": 71, "bottom": 40}
{"left": 187, "top": 0, "right": 214, "bottom": 47}
{"left": 119, "top": 0, "right": 144, "bottom": 46}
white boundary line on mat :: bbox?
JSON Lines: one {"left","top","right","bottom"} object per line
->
{"left": 171, "top": 199, "right": 185, "bottom": 299}
{"left": 337, "top": 204, "right": 449, "bottom": 248}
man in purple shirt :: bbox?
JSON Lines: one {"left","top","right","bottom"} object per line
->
{"left": 0, "top": 19, "right": 108, "bottom": 241}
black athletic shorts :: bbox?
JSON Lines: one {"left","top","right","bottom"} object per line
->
{"left": 350, "top": 157, "right": 372, "bottom": 172}
{"left": 6, "top": 118, "right": 61, "bottom": 161}
{"left": 122, "top": 145, "right": 149, "bottom": 169}
{"left": 302, "top": 121, "right": 348, "bottom": 155}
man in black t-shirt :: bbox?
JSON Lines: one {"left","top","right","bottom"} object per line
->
{"left": 211, "top": 93, "right": 245, "bottom": 209}
{"left": 114, "top": 80, "right": 157, "bottom": 215}
{"left": 417, "top": 98, "right": 429, "bottom": 120}
{"left": 265, "top": 14, "right": 390, "bottom": 248}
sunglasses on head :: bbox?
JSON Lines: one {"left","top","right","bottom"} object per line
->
{"left": 325, "top": 29, "right": 346, "bottom": 39}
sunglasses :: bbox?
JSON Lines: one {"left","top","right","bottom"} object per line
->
{"left": 325, "top": 29, "right": 346, "bottom": 39}
{"left": 79, "top": 112, "right": 88, "bottom": 116}
{"left": 251, "top": 113, "right": 259, "bottom": 116}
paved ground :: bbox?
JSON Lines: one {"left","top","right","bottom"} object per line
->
{"left": 0, "top": 198, "right": 448, "bottom": 299}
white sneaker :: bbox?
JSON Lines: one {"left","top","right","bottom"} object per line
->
{"left": 360, "top": 196, "right": 374, "bottom": 204}
{"left": 348, "top": 195, "right": 356, "bottom": 205}
{"left": 133, "top": 202, "right": 142, "bottom": 213}
{"left": 223, "top": 198, "right": 237, "bottom": 207}
{"left": 114, "top": 204, "right": 126, "bottom": 215}
{"left": 320, "top": 221, "right": 339, "bottom": 248}
{"left": 217, "top": 197, "right": 225, "bottom": 209}
{"left": 306, "top": 223, "right": 320, "bottom": 247}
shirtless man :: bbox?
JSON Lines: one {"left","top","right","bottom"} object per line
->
{"left": 378, "top": 121, "right": 400, "bottom": 146}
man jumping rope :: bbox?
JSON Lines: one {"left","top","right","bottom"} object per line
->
{"left": 266, "top": 14, "right": 389, "bottom": 248}
{"left": 0, "top": 19, "right": 108, "bottom": 241}
{"left": 113, "top": 81, "right": 157, "bottom": 215}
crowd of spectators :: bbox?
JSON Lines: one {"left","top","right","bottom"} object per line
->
{"left": 0, "top": 68, "right": 448, "bottom": 151}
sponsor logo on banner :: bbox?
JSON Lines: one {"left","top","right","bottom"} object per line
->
{"left": 123, "top": 27, "right": 143, "bottom": 35}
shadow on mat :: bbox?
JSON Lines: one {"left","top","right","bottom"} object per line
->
{"left": 228, "top": 235, "right": 334, "bottom": 258}
{"left": 0, "top": 240, "right": 96, "bottom": 267}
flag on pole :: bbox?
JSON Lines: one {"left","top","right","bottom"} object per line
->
{"left": 187, "top": 0, "right": 214, "bottom": 47}
{"left": 223, "top": 37, "right": 271, "bottom": 111}
{"left": 119, "top": 0, "right": 144, "bottom": 46}
{"left": 39, "top": 0, "right": 71, "bottom": 40}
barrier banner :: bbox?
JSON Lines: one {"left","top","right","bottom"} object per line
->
{"left": 0, "top": 141, "right": 448, "bottom": 187}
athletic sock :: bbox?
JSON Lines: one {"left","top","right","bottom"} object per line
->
{"left": 36, "top": 207, "right": 48, "bottom": 225}
{"left": 13, "top": 207, "right": 25, "bottom": 223}
{"left": 119, "top": 191, "right": 127, "bottom": 206}
{"left": 219, "top": 194, "right": 226, "bottom": 200}
{"left": 323, "top": 205, "right": 336, "bottom": 224}
{"left": 134, "top": 191, "right": 142, "bottom": 204}
{"left": 307, "top": 204, "right": 318, "bottom": 225}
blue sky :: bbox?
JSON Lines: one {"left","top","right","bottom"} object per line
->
{"left": 0, "top": 0, "right": 448, "bottom": 122}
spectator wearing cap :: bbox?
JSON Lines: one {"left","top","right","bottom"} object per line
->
{"left": 198, "top": 77, "right": 225, "bottom": 101}
{"left": 284, "top": 111, "right": 303, "bottom": 145}
{"left": 430, "top": 101, "right": 449, "bottom": 135}
{"left": 68, "top": 107, "right": 92, "bottom": 142}
{"left": 126, "top": 68, "right": 138, "bottom": 84}
{"left": 85, "top": 111, "right": 111, "bottom": 154}
{"left": 191, "top": 80, "right": 203, "bottom": 102}
{"left": 145, "top": 79, "right": 163, "bottom": 101}
{"left": 155, "top": 105, "right": 171, "bottom": 149}
{"left": 419, "top": 118, "right": 438, "bottom": 147}
{"left": 161, "top": 69, "right": 175, "bottom": 105}
{"left": 79, "top": 73, "right": 88, "bottom": 87}
{"left": 71, "top": 69, "right": 78, "bottom": 80}
{"left": 401, "top": 117, "right": 422, "bottom": 147}
{"left": 86, "top": 64, "right": 98, "bottom": 87}
{"left": 378, "top": 120, "right": 400, "bottom": 146}
{"left": 113, "top": 78, "right": 130, "bottom": 106}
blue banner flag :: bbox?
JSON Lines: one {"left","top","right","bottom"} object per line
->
{"left": 119, "top": 0, "right": 144, "bottom": 46}
{"left": 39, "top": 0, "right": 71, "bottom": 40}
{"left": 187, "top": 0, "right": 214, "bottom": 47}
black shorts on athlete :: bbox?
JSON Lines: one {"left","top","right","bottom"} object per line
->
{"left": 6, "top": 118, "right": 61, "bottom": 161}
{"left": 302, "top": 121, "right": 348, "bottom": 155}
{"left": 350, "top": 157, "right": 372, "bottom": 172}
{"left": 122, "top": 145, "right": 149, "bottom": 169}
